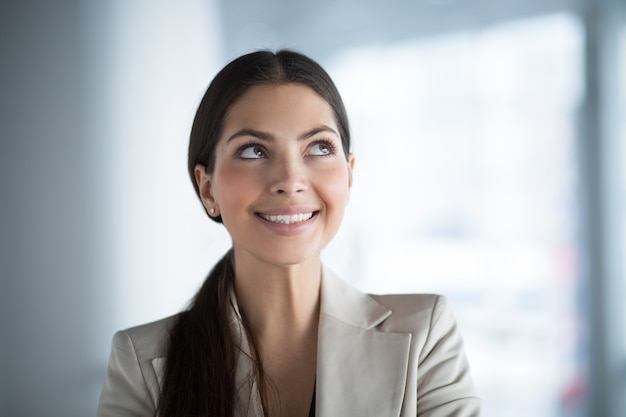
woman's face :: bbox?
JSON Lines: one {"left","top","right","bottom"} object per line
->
{"left": 195, "top": 84, "right": 354, "bottom": 267}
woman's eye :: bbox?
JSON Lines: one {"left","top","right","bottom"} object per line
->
{"left": 239, "top": 145, "right": 266, "bottom": 159}
{"left": 309, "top": 142, "right": 334, "bottom": 156}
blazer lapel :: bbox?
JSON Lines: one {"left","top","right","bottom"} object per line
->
{"left": 228, "top": 291, "right": 264, "bottom": 417}
{"left": 150, "top": 357, "right": 165, "bottom": 408}
{"left": 150, "top": 267, "right": 411, "bottom": 417}
{"left": 317, "top": 266, "right": 412, "bottom": 417}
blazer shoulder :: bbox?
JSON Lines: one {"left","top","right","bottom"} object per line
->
{"left": 98, "top": 315, "right": 179, "bottom": 416}
{"left": 370, "top": 293, "right": 443, "bottom": 317}
{"left": 114, "top": 314, "right": 179, "bottom": 359}
{"left": 368, "top": 293, "right": 457, "bottom": 334}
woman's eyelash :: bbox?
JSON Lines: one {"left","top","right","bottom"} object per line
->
{"left": 236, "top": 142, "right": 266, "bottom": 159}
{"left": 235, "top": 139, "right": 339, "bottom": 159}
{"left": 310, "top": 139, "right": 338, "bottom": 155}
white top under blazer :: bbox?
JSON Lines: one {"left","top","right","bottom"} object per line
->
{"left": 97, "top": 266, "right": 481, "bottom": 417}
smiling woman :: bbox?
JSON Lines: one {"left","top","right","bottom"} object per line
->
{"left": 95, "top": 50, "right": 481, "bottom": 417}
{"left": 196, "top": 84, "right": 353, "bottom": 266}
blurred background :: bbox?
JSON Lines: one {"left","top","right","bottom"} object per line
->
{"left": 1, "top": 0, "right": 624, "bottom": 416}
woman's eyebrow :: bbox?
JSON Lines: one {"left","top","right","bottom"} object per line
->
{"left": 226, "top": 129, "right": 273, "bottom": 143}
{"left": 298, "top": 125, "right": 339, "bottom": 140}
{"left": 226, "top": 125, "right": 339, "bottom": 143}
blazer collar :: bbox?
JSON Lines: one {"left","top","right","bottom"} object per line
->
{"left": 228, "top": 286, "right": 264, "bottom": 417}
{"left": 316, "top": 266, "right": 411, "bottom": 417}
{"left": 319, "top": 264, "right": 391, "bottom": 328}
{"left": 151, "top": 265, "right": 412, "bottom": 417}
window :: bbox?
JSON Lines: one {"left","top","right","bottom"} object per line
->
{"left": 322, "top": 13, "right": 585, "bottom": 416}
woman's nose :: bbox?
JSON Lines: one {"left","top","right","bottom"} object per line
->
{"left": 269, "top": 157, "right": 308, "bottom": 195}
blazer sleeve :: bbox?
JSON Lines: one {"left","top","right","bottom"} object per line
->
{"left": 96, "top": 330, "right": 157, "bottom": 417}
{"left": 417, "top": 296, "right": 481, "bottom": 417}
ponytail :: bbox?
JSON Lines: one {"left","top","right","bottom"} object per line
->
{"left": 156, "top": 250, "right": 237, "bottom": 416}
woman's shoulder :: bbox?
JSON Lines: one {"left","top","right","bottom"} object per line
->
{"left": 368, "top": 293, "right": 459, "bottom": 334}
{"left": 370, "top": 292, "right": 442, "bottom": 311}
{"left": 321, "top": 266, "right": 457, "bottom": 333}
{"left": 121, "top": 313, "right": 179, "bottom": 336}
{"left": 370, "top": 292, "right": 454, "bottom": 312}
{"left": 112, "top": 313, "right": 181, "bottom": 359}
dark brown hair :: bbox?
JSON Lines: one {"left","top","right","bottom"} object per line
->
{"left": 156, "top": 50, "right": 351, "bottom": 417}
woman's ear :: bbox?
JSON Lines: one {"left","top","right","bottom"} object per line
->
{"left": 194, "top": 164, "right": 220, "bottom": 218}
{"left": 347, "top": 153, "right": 355, "bottom": 189}
{"left": 345, "top": 154, "right": 355, "bottom": 207}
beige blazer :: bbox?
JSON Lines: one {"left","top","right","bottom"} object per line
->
{"left": 97, "top": 266, "right": 481, "bottom": 416}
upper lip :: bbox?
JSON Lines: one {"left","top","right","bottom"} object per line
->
{"left": 254, "top": 206, "right": 319, "bottom": 216}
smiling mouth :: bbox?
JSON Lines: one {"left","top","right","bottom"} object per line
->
{"left": 257, "top": 212, "right": 317, "bottom": 225}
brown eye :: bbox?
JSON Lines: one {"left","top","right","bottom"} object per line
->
{"left": 309, "top": 142, "right": 334, "bottom": 156}
{"left": 239, "top": 145, "right": 266, "bottom": 159}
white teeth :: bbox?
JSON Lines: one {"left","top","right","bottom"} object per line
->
{"left": 260, "top": 212, "right": 314, "bottom": 224}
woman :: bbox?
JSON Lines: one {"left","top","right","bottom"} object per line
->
{"left": 97, "top": 50, "right": 481, "bottom": 417}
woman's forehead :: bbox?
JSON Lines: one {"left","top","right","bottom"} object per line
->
{"left": 221, "top": 84, "right": 337, "bottom": 135}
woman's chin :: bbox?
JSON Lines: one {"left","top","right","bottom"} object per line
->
{"left": 234, "top": 245, "right": 321, "bottom": 270}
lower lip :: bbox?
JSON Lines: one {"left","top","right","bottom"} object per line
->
{"left": 256, "top": 212, "right": 318, "bottom": 236}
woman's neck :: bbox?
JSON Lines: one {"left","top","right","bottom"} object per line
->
{"left": 231, "top": 248, "right": 320, "bottom": 417}
{"left": 232, "top": 249, "right": 322, "bottom": 340}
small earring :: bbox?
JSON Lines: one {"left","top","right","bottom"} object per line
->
{"left": 209, "top": 208, "right": 215, "bottom": 215}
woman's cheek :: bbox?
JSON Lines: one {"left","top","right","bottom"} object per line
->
{"left": 212, "top": 167, "right": 254, "bottom": 211}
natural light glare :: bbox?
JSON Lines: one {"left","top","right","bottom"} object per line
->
{"left": 322, "top": 13, "right": 584, "bottom": 417}
{"left": 104, "top": 0, "right": 228, "bottom": 327}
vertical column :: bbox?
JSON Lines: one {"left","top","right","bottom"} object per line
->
{"left": 580, "top": 0, "right": 626, "bottom": 416}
